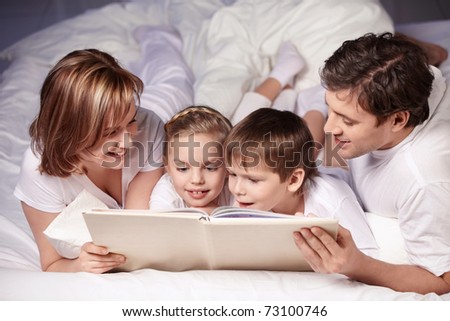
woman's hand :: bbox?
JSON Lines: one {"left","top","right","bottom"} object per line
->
{"left": 77, "top": 242, "right": 126, "bottom": 274}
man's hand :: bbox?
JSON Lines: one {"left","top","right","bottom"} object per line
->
{"left": 293, "top": 225, "right": 363, "bottom": 275}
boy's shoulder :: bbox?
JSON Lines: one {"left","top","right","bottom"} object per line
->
{"left": 308, "top": 173, "right": 355, "bottom": 200}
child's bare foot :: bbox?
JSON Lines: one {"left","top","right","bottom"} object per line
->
{"left": 396, "top": 33, "right": 448, "bottom": 66}
{"left": 418, "top": 41, "right": 448, "bottom": 66}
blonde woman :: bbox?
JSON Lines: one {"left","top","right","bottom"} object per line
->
{"left": 14, "top": 28, "right": 194, "bottom": 273}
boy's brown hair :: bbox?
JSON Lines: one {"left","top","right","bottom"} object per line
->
{"left": 225, "top": 108, "right": 317, "bottom": 186}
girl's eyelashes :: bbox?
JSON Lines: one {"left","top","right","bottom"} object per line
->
{"left": 172, "top": 157, "right": 224, "bottom": 171}
{"left": 173, "top": 159, "right": 188, "bottom": 171}
{"left": 176, "top": 164, "right": 220, "bottom": 172}
{"left": 205, "top": 160, "right": 223, "bottom": 171}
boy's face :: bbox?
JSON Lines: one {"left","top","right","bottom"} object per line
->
{"left": 324, "top": 90, "right": 397, "bottom": 161}
{"left": 227, "top": 160, "right": 291, "bottom": 213}
{"left": 166, "top": 133, "right": 227, "bottom": 210}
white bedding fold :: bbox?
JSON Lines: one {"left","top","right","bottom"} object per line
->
{"left": 1, "top": 267, "right": 444, "bottom": 300}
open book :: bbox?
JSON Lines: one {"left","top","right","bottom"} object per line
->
{"left": 83, "top": 207, "right": 338, "bottom": 272}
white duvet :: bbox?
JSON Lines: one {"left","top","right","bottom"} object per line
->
{"left": 0, "top": 0, "right": 449, "bottom": 300}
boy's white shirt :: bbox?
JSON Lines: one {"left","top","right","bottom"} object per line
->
{"left": 304, "top": 174, "right": 378, "bottom": 256}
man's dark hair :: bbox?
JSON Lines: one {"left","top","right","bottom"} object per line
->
{"left": 321, "top": 32, "right": 434, "bottom": 126}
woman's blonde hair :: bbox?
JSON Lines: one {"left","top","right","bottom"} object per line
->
{"left": 29, "top": 49, "right": 143, "bottom": 177}
{"left": 163, "top": 105, "right": 232, "bottom": 163}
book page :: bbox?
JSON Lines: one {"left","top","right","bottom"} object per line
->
{"left": 83, "top": 210, "right": 210, "bottom": 272}
{"left": 210, "top": 206, "right": 296, "bottom": 219}
{"left": 206, "top": 217, "right": 338, "bottom": 271}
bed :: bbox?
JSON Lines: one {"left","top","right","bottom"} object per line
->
{"left": 0, "top": 0, "right": 449, "bottom": 301}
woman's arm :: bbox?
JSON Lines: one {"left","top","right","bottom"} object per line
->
{"left": 125, "top": 167, "right": 164, "bottom": 209}
{"left": 22, "top": 202, "right": 125, "bottom": 273}
{"left": 294, "top": 225, "right": 450, "bottom": 295}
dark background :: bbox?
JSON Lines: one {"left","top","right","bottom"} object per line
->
{"left": 1, "top": 0, "right": 449, "bottom": 73}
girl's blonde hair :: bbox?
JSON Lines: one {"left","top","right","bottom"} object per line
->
{"left": 163, "top": 105, "right": 232, "bottom": 163}
{"left": 29, "top": 49, "right": 143, "bottom": 177}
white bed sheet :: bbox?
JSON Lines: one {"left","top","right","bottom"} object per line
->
{"left": 0, "top": 0, "right": 449, "bottom": 300}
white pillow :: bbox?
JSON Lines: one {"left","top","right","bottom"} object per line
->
{"left": 44, "top": 190, "right": 108, "bottom": 259}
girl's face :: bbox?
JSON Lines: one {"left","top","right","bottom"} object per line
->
{"left": 80, "top": 104, "right": 138, "bottom": 170}
{"left": 165, "top": 133, "right": 227, "bottom": 211}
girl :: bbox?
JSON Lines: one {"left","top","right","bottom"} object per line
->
{"left": 14, "top": 27, "right": 194, "bottom": 273}
{"left": 150, "top": 106, "right": 233, "bottom": 214}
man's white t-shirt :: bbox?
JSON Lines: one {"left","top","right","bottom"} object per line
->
{"left": 14, "top": 108, "right": 165, "bottom": 212}
{"left": 305, "top": 174, "right": 378, "bottom": 255}
{"left": 347, "top": 67, "right": 450, "bottom": 277}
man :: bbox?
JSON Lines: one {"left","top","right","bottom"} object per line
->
{"left": 294, "top": 32, "right": 450, "bottom": 295}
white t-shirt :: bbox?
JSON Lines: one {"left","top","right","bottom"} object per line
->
{"left": 341, "top": 67, "right": 450, "bottom": 277}
{"left": 304, "top": 174, "right": 378, "bottom": 255}
{"left": 14, "top": 108, "right": 165, "bottom": 212}
{"left": 150, "top": 173, "right": 234, "bottom": 210}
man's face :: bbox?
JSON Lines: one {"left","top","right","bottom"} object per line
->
{"left": 323, "top": 89, "right": 396, "bottom": 161}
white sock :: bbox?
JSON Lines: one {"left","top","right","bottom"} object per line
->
{"left": 269, "top": 41, "right": 305, "bottom": 88}
{"left": 272, "top": 88, "right": 297, "bottom": 112}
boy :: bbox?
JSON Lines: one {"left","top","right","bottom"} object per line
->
{"left": 225, "top": 108, "right": 377, "bottom": 255}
